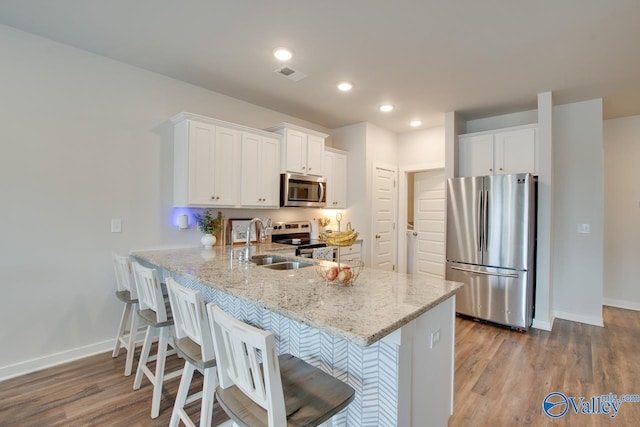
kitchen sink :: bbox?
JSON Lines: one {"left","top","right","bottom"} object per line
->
{"left": 260, "top": 261, "right": 313, "bottom": 270}
{"left": 250, "top": 255, "right": 288, "bottom": 265}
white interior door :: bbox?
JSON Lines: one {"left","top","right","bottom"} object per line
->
{"left": 413, "top": 169, "right": 446, "bottom": 278}
{"left": 372, "top": 165, "right": 397, "bottom": 271}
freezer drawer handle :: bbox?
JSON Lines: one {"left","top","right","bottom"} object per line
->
{"left": 451, "top": 265, "right": 519, "bottom": 278}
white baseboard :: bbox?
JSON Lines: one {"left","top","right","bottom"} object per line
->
{"left": 0, "top": 339, "right": 114, "bottom": 382}
{"left": 531, "top": 316, "right": 554, "bottom": 331}
{"left": 554, "top": 310, "right": 604, "bottom": 327}
{"left": 603, "top": 298, "right": 640, "bottom": 311}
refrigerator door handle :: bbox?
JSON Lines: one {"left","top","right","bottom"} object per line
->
{"left": 451, "top": 265, "right": 519, "bottom": 278}
{"left": 484, "top": 190, "right": 489, "bottom": 252}
{"left": 478, "top": 190, "right": 484, "bottom": 252}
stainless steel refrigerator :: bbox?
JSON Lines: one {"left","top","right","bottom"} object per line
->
{"left": 446, "top": 173, "right": 536, "bottom": 329}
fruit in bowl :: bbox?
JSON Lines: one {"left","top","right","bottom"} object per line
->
{"left": 314, "top": 258, "right": 363, "bottom": 286}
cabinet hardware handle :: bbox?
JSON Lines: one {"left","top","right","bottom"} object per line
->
{"left": 302, "top": 166, "right": 306, "bottom": 170}
{"left": 499, "top": 168, "right": 503, "bottom": 171}
{"left": 489, "top": 168, "right": 493, "bottom": 172}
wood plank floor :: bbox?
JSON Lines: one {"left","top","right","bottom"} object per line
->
{"left": 1, "top": 306, "right": 639, "bottom": 426}
{"left": 449, "top": 306, "right": 640, "bottom": 427}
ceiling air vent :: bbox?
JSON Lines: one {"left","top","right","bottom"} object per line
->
{"left": 274, "top": 66, "right": 307, "bottom": 82}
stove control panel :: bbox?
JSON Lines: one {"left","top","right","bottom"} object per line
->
{"left": 272, "top": 221, "right": 310, "bottom": 234}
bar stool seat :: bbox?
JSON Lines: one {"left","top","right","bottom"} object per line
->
{"left": 207, "top": 304, "right": 355, "bottom": 427}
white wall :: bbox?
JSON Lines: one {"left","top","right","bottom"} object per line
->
{"left": 552, "top": 99, "right": 604, "bottom": 326}
{"left": 0, "top": 24, "right": 331, "bottom": 379}
{"left": 465, "top": 109, "right": 538, "bottom": 133}
{"left": 330, "top": 123, "right": 368, "bottom": 261}
{"left": 398, "top": 126, "right": 445, "bottom": 168}
{"left": 330, "top": 122, "right": 397, "bottom": 266}
{"left": 603, "top": 116, "right": 640, "bottom": 310}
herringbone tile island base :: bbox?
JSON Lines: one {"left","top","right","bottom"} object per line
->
{"left": 1, "top": 307, "right": 639, "bottom": 426}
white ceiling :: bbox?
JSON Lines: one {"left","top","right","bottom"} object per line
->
{"left": 2, "top": 0, "right": 639, "bottom": 133}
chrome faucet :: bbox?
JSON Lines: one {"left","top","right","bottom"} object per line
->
{"left": 246, "top": 218, "right": 265, "bottom": 246}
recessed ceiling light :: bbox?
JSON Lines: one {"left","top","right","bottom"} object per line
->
{"left": 410, "top": 120, "right": 422, "bottom": 127}
{"left": 337, "top": 82, "right": 353, "bottom": 92}
{"left": 379, "top": 104, "right": 394, "bottom": 113}
{"left": 273, "top": 48, "right": 293, "bottom": 61}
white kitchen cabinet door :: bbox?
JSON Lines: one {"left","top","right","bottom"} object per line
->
{"left": 339, "top": 241, "right": 362, "bottom": 261}
{"left": 324, "top": 149, "right": 347, "bottom": 208}
{"left": 241, "top": 133, "right": 280, "bottom": 208}
{"left": 185, "top": 121, "right": 217, "bottom": 205}
{"left": 260, "top": 136, "right": 280, "bottom": 206}
{"left": 284, "top": 129, "right": 306, "bottom": 174}
{"left": 458, "top": 134, "right": 494, "bottom": 177}
{"left": 495, "top": 127, "right": 536, "bottom": 175}
{"left": 211, "top": 127, "right": 240, "bottom": 206}
{"left": 306, "top": 135, "right": 325, "bottom": 176}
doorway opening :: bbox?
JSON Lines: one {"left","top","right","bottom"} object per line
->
{"left": 398, "top": 165, "right": 446, "bottom": 276}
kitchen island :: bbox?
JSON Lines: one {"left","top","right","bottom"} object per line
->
{"left": 132, "top": 245, "right": 464, "bottom": 426}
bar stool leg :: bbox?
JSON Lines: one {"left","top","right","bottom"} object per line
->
{"left": 199, "top": 367, "right": 217, "bottom": 427}
{"left": 133, "top": 325, "right": 154, "bottom": 391}
{"left": 169, "top": 362, "right": 196, "bottom": 427}
{"left": 112, "top": 303, "right": 131, "bottom": 357}
{"left": 124, "top": 306, "right": 139, "bottom": 376}
{"left": 150, "top": 327, "right": 170, "bottom": 418}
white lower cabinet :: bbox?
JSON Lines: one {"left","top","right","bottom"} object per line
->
{"left": 337, "top": 241, "right": 362, "bottom": 261}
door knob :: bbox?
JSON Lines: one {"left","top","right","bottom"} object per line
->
{"left": 375, "top": 234, "right": 381, "bottom": 239}
{"left": 413, "top": 231, "right": 418, "bottom": 236}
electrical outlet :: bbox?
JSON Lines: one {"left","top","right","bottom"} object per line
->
{"left": 430, "top": 328, "right": 441, "bottom": 349}
{"left": 577, "top": 223, "right": 591, "bottom": 234}
{"left": 111, "top": 218, "right": 122, "bottom": 233}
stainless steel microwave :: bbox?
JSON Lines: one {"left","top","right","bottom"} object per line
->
{"left": 280, "top": 173, "right": 327, "bottom": 207}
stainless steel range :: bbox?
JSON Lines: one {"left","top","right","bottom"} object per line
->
{"left": 271, "top": 221, "right": 328, "bottom": 258}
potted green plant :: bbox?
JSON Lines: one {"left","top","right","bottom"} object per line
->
{"left": 194, "top": 210, "right": 223, "bottom": 249}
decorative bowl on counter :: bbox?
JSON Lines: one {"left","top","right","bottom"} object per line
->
{"left": 314, "top": 257, "right": 364, "bottom": 286}
{"left": 320, "top": 229, "right": 359, "bottom": 247}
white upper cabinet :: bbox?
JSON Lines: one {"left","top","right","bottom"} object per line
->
{"left": 324, "top": 148, "right": 348, "bottom": 208}
{"left": 458, "top": 125, "right": 537, "bottom": 177}
{"left": 171, "top": 112, "right": 281, "bottom": 208}
{"left": 267, "top": 123, "right": 328, "bottom": 176}
{"left": 173, "top": 118, "right": 240, "bottom": 207}
{"left": 241, "top": 133, "right": 280, "bottom": 208}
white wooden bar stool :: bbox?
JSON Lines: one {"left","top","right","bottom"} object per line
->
{"left": 111, "top": 254, "right": 142, "bottom": 376}
{"left": 206, "top": 303, "right": 355, "bottom": 427}
{"left": 131, "top": 262, "right": 182, "bottom": 419}
{"left": 166, "top": 277, "right": 217, "bottom": 427}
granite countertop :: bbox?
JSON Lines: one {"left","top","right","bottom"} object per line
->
{"left": 131, "top": 244, "right": 464, "bottom": 347}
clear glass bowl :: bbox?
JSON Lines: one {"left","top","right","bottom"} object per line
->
{"left": 314, "top": 257, "right": 364, "bottom": 286}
